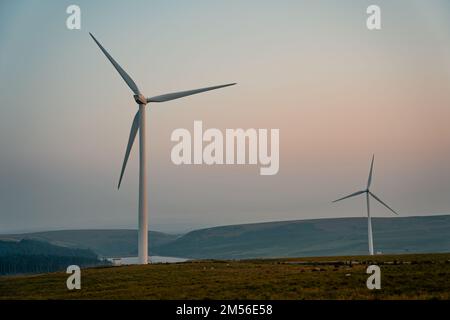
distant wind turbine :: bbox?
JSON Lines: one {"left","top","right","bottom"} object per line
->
{"left": 332, "top": 155, "right": 398, "bottom": 255}
{"left": 90, "top": 33, "right": 236, "bottom": 264}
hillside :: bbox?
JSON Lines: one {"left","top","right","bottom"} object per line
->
{"left": 0, "top": 239, "right": 106, "bottom": 275}
{"left": 1, "top": 253, "right": 449, "bottom": 299}
{"left": 0, "top": 230, "right": 179, "bottom": 258}
{"left": 1, "top": 215, "right": 449, "bottom": 259}
{"left": 155, "top": 215, "right": 450, "bottom": 259}
{"left": 0, "top": 239, "right": 98, "bottom": 258}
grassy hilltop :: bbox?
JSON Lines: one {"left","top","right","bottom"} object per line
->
{"left": 1, "top": 253, "right": 449, "bottom": 300}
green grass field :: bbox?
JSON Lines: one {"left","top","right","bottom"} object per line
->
{"left": 1, "top": 253, "right": 449, "bottom": 300}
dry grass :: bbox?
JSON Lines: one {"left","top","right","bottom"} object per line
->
{"left": 1, "top": 253, "right": 449, "bottom": 300}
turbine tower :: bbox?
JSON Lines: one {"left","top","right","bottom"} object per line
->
{"left": 90, "top": 33, "right": 235, "bottom": 264}
{"left": 332, "top": 155, "right": 398, "bottom": 255}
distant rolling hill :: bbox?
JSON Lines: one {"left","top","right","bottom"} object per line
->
{"left": 0, "top": 230, "right": 178, "bottom": 258}
{"left": 155, "top": 215, "right": 450, "bottom": 259}
{"left": 1, "top": 215, "right": 449, "bottom": 259}
{"left": 0, "top": 239, "right": 98, "bottom": 258}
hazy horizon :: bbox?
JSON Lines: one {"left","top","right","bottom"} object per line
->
{"left": 1, "top": 1, "right": 450, "bottom": 234}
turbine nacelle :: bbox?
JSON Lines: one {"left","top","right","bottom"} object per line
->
{"left": 134, "top": 94, "right": 148, "bottom": 105}
{"left": 332, "top": 155, "right": 398, "bottom": 215}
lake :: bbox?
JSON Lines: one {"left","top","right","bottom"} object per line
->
{"left": 108, "top": 256, "right": 188, "bottom": 265}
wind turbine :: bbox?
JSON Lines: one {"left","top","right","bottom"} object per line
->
{"left": 90, "top": 33, "right": 236, "bottom": 264}
{"left": 332, "top": 155, "right": 398, "bottom": 255}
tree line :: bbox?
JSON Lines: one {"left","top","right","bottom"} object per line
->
{"left": 0, "top": 239, "right": 109, "bottom": 275}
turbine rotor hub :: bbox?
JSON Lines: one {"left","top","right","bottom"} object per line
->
{"left": 134, "top": 94, "right": 147, "bottom": 105}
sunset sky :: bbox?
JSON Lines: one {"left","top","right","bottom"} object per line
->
{"left": 1, "top": 0, "right": 450, "bottom": 233}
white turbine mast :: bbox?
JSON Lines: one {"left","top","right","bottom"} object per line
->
{"left": 333, "top": 155, "right": 398, "bottom": 255}
{"left": 90, "top": 33, "right": 236, "bottom": 264}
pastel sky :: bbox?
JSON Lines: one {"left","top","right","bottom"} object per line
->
{"left": 1, "top": 0, "right": 450, "bottom": 233}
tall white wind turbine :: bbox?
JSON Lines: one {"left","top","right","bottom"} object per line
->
{"left": 90, "top": 33, "right": 236, "bottom": 264}
{"left": 332, "top": 155, "right": 398, "bottom": 255}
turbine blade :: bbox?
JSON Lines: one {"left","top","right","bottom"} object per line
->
{"left": 367, "top": 154, "right": 375, "bottom": 189}
{"left": 147, "top": 83, "right": 236, "bottom": 103}
{"left": 332, "top": 190, "right": 366, "bottom": 203}
{"left": 118, "top": 111, "right": 140, "bottom": 189}
{"left": 90, "top": 33, "right": 140, "bottom": 95}
{"left": 369, "top": 191, "right": 399, "bottom": 215}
